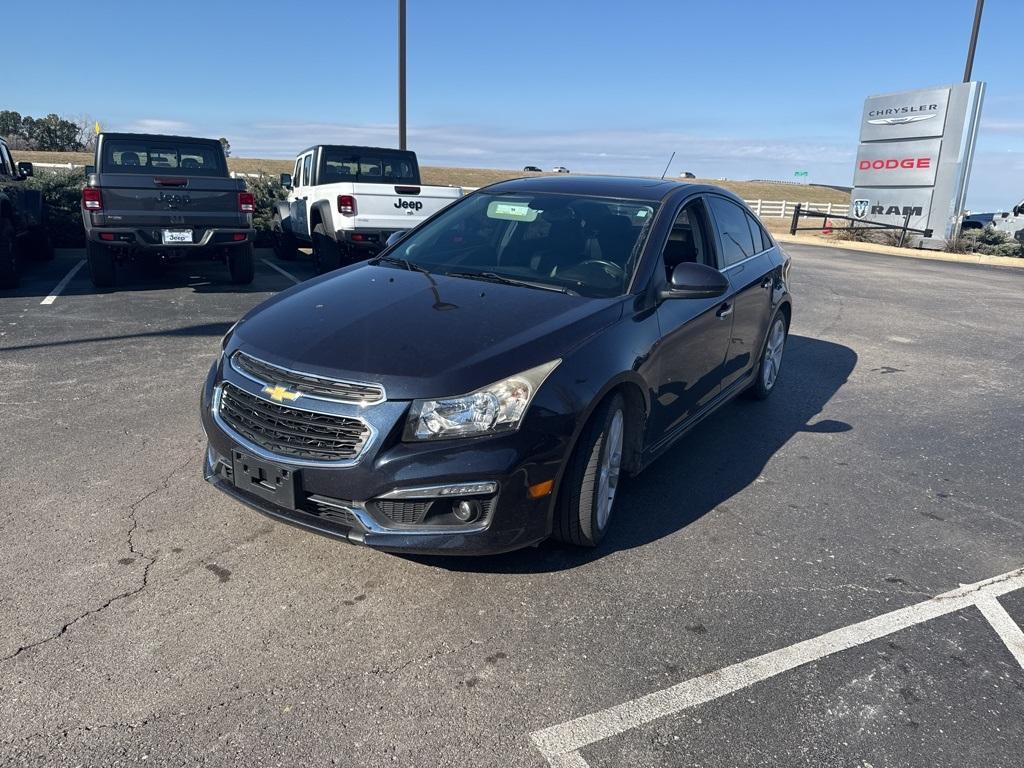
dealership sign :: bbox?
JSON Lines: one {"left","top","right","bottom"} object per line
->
{"left": 850, "top": 82, "right": 984, "bottom": 243}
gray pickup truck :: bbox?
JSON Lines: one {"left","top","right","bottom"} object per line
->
{"left": 81, "top": 133, "right": 255, "bottom": 287}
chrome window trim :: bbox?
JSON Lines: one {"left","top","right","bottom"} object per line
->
{"left": 212, "top": 384, "right": 377, "bottom": 468}
{"left": 230, "top": 350, "right": 386, "bottom": 406}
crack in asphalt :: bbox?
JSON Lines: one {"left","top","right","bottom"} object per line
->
{"left": 0, "top": 453, "right": 196, "bottom": 665}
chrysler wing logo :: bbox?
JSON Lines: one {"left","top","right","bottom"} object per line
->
{"left": 262, "top": 384, "right": 302, "bottom": 402}
{"left": 853, "top": 199, "right": 870, "bottom": 219}
{"left": 867, "top": 114, "right": 936, "bottom": 126}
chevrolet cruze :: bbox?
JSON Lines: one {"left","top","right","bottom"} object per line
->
{"left": 201, "top": 176, "right": 791, "bottom": 555}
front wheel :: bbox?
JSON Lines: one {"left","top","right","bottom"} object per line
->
{"left": 748, "top": 312, "right": 788, "bottom": 400}
{"left": 553, "top": 393, "right": 626, "bottom": 548}
{"left": 272, "top": 215, "right": 298, "bottom": 261}
{"left": 228, "top": 243, "right": 255, "bottom": 285}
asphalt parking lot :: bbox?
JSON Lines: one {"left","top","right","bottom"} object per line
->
{"left": 2, "top": 243, "right": 1023, "bottom": 767}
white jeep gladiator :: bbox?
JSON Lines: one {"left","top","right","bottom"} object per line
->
{"left": 271, "top": 145, "right": 462, "bottom": 272}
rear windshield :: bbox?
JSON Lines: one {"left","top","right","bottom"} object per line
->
{"left": 319, "top": 148, "right": 419, "bottom": 185}
{"left": 101, "top": 139, "right": 227, "bottom": 176}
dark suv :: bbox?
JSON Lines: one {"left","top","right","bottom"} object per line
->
{"left": 0, "top": 137, "right": 53, "bottom": 288}
{"left": 81, "top": 133, "right": 255, "bottom": 287}
{"left": 201, "top": 175, "right": 791, "bottom": 556}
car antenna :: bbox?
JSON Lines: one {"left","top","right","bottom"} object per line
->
{"left": 660, "top": 151, "right": 676, "bottom": 180}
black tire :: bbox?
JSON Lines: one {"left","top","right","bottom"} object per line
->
{"left": 228, "top": 243, "right": 255, "bottom": 285}
{"left": 27, "top": 226, "right": 54, "bottom": 261}
{"left": 272, "top": 215, "right": 298, "bottom": 261}
{"left": 312, "top": 222, "right": 342, "bottom": 274}
{"left": 0, "top": 218, "right": 18, "bottom": 289}
{"left": 553, "top": 393, "right": 626, "bottom": 548}
{"left": 87, "top": 240, "right": 115, "bottom": 288}
{"left": 748, "top": 311, "right": 788, "bottom": 400}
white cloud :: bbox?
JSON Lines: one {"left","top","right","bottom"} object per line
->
{"left": 119, "top": 118, "right": 193, "bottom": 133}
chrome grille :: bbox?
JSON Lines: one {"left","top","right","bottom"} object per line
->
{"left": 232, "top": 351, "right": 385, "bottom": 404}
{"left": 218, "top": 382, "right": 370, "bottom": 462}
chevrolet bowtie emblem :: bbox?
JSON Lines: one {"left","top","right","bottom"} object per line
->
{"left": 262, "top": 384, "right": 302, "bottom": 402}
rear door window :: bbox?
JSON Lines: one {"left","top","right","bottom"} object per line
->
{"left": 302, "top": 154, "right": 313, "bottom": 187}
{"left": 0, "top": 144, "right": 13, "bottom": 177}
{"left": 744, "top": 211, "right": 772, "bottom": 253}
{"left": 708, "top": 196, "right": 756, "bottom": 267}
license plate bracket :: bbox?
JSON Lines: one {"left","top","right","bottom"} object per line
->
{"left": 231, "top": 450, "right": 298, "bottom": 509}
{"left": 161, "top": 229, "right": 193, "bottom": 244}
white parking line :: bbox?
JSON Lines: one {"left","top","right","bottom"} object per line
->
{"left": 39, "top": 259, "right": 86, "bottom": 305}
{"left": 261, "top": 258, "right": 300, "bottom": 285}
{"left": 529, "top": 567, "right": 1024, "bottom": 767}
{"left": 976, "top": 596, "right": 1024, "bottom": 669}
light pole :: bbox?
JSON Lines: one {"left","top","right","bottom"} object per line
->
{"left": 398, "top": 0, "right": 407, "bottom": 150}
{"left": 963, "top": 0, "right": 984, "bottom": 82}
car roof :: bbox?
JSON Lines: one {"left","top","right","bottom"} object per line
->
{"left": 482, "top": 174, "right": 737, "bottom": 203}
{"left": 99, "top": 132, "right": 221, "bottom": 145}
{"left": 297, "top": 145, "right": 416, "bottom": 156}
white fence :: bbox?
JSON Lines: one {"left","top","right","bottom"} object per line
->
{"left": 29, "top": 163, "right": 848, "bottom": 220}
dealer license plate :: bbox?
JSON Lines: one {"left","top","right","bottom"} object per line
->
{"left": 161, "top": 229, "right": 193, "bottom": 244}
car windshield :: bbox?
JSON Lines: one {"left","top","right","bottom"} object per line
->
{"left": 101, "top": 139, "right": 227, "bottom": 176}
{"left": 386, "top": 192, "right": 657, "bottom": 298}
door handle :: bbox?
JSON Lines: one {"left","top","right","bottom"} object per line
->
{"left": 716, "top": 303, "right": 733, "bottom": 319}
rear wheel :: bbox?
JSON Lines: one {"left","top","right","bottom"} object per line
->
{"left": 312, "top": 222, "right": 342, "bottom": 274}
{"left": 0, "top": 218, "right": 18, "bottom": 289}
{"left": 272, "top": 215, "right": 298, "bottom": 261}
{"left": 748, "top": 312, "right": 788, "bottom": 400}
{"left": 553, "top": 393, "right": 626, "bottom": 548}
{"left": 87, "top": 240, "right": 115, "bottom": 288}
{"left": 228, "top": 243, "right": 255, "bottom": 284}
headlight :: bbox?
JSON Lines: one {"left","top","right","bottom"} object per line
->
{"left": 405, "top": 360, "right": 561, "bottom": 441}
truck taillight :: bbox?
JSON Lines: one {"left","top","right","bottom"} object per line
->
{"left": 337, "top": 195, "right": 357, "bottom": 216}
{"left": 82, "top": 187, "right": 103, "bottom": 211}
{"left": 238, "top": 191, "right": 255, "bottom": 213}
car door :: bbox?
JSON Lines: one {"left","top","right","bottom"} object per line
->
{"left": 706, "top": 195, "right": 776, "bottom": 391}
{"left": 289, "top": 151, "right": 314, "bottom": 239}
{"left": 648, "top": 196, "right": 735, "bottom": 443}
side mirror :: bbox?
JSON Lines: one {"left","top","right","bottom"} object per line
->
{"left": 17, "top": 161, "right": 33, "bottom": 178}
{"left": 1014, "top": 205, "right": 1021, "bottom": 217}
{"left": 660, "top": 262, "right": 729, "bottom": 300}
{"left": 385, "top": 230, "right": 407, "bottom": 249}
{"left": 279, "top": 173, "right": 292, "bottom": 189}
{"left": 85, "top": 164, "right": 96, "bottom": 176}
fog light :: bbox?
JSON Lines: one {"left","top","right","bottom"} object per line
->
{"left": 453, "top": 500, "right": 481, "bottom": 523}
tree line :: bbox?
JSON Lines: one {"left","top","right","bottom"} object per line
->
{"left": 0, "top": 111, "right": 97, "bottom": 152}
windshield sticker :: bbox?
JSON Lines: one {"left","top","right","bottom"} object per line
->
{"left": 487, "top": 201, "right": 539, "bottom": 222}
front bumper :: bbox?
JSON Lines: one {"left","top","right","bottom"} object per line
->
{"left": 199, "top": 358, "right": 562, "bottom": 555}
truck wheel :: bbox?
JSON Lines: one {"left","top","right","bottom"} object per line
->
{"left": 27, "top": 226, "right": 54, "bottom": 261}
{"left": 87, "top": 241, "right": 116, "bottom": 288}
{"left": 228, "top": 243, "right": 255, "bottom": 285}
{"left": 0, "top": 218, "right": 19, "bottom": 289}
{"left": 272, "top": 215, "right": 298, "bottom": 261}
{"left": 312, "top": 223, "right": 342, "bottom": 274}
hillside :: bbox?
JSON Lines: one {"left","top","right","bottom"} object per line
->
{"left": 15, "top": 150, "right": 851, "bottom": 204}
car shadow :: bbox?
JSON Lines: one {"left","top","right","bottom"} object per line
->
{"left": 2, "top": 248, "right": 312, "bottom": 300}
{"left": 410, "top": 334, "right": 857, "bottom": 574}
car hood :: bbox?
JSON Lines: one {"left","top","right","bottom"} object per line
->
{"left": 231, "top": 264, "right": 622, "bottom": 400}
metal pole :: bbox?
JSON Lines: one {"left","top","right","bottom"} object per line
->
{"left": 398, "top": 0, "right": 407, "bottom": 149}
{"left": 898, "top": 210, "right": 911, "bottom": 248}
{"left": 790, "top": 203, "right": 801, "bottom": 235}
{"left": 963, "top": 0, "right": 984, "bottom": 82}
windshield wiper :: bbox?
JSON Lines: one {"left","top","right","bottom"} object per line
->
{"left": 444, "top": 271, "right": 578, "bottom": 296}
{"left": 370, "top": 253, "right": 431, "bottom": 274}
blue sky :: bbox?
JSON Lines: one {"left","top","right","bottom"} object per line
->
{"left": 6, "top": 0, "right": 1022, "bottom": 209}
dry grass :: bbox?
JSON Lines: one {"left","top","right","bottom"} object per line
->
{"left": 17, "top": 150, "right": 851, "bottom": 204}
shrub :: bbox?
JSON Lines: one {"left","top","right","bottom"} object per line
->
{"left": 242, "top": 172, "right": 288, "bottom": 233}
{"left": 945, "top": 228, "right": 1023, "bottom": 258}
{"left": 24, "top": 168, "right": 86, "bottom": 246}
